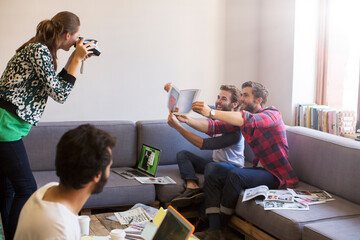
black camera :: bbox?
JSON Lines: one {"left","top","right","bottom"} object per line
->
{"left": 74, "top": 37, "right": 101, "bottom": 56}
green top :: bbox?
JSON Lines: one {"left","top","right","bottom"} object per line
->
{"left": 0, "top": 108, "right": 31, "bottom": 141}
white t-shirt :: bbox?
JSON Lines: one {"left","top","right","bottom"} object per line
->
{"left": 212, "top": 133, "right": 245, "bottom": 167}
{"left": 14, "top": 182, "right": 81, "bottom": 240}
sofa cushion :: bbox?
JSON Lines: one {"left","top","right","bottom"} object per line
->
{"left": 136, "top": 120, "right": 212, "bottom": 165}
{"left": 33, "top": 169, "right": 156, "bottom": 209}
{"left": 286, "top": 126, "right": 360, "bottom": 205}
{"left": 155, "top": 165, "right": 204, "bottom": 203}
{"left": 302, "top": 216, "right": 360, "bottom": 240}
{"left": 235, "top": 182, "right": 360, "bottom": 240}
{"left": 23, "top": 121, "right": 137, "bottom": 171}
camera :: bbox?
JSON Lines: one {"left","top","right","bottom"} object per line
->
{"left": 74, "top": 37, "right": 101, "bottom": 56}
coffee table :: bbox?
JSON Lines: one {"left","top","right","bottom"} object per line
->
{"left": 87, "top": 212, "right": 201, "bottom": 240}
{"left": 88, "top": 212, "right": 122, "bottom": 236}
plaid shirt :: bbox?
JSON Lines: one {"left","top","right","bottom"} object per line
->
{"left": 207, "top": 107, "right": 298, "bottom": 188}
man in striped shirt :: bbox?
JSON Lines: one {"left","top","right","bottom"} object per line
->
{"left": 191, "top": 81, "right": 298, "bottom": 240}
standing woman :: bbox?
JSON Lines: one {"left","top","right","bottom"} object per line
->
{"left": 0, "top": 11, "right": 94, "bottom": 239}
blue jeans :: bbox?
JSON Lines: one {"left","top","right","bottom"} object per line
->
{"left": 177, "top": 150, "right": 213, "bottom": 184}
{"left": 204, "top": 162, "right": 279, "bottom": 215}
{"left": 0, "top": 139, "right": 37, "bottom": 240}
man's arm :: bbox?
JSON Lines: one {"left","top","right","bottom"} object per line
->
{"left": 192, "top": 101, "right": 244, "bottom": 127}
{"left": 168, "top": 113, "right": 204, "bottom": 148}
{"left": 201, "top": 131, "right": 241, "bottom": 150}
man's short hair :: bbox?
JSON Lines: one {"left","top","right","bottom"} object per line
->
{"left": 241, "top": 81, "right": 269, "bottom": 107}
{"left": 56, "top": 124, "right": 116, "bottom": 189}
{"left": 220, "top": 85, "right": 241, "bottom": 111}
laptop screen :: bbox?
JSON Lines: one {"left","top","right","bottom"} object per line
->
{"left": 152, "top": 206, "right": 194, "bottom": 240}
{"left": 137, "top": 144, "right": 161, "bottom": 176}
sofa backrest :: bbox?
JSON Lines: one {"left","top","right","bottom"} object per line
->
{"left": 136, "top": 120, "right": 213, "bottom": 165}
{"left": 23, "top": 121, "right": 137, "bottom": 171}
{"left": 286, "top": 126, "right": 360, "bottom": 205}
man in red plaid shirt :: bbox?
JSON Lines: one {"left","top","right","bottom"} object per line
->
{"left": 192, "top": 81, "right": 298, "bottom": 240}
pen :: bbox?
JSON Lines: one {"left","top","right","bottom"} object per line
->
{"left": 130, "top": 224, "right": 144, "bottom": 229}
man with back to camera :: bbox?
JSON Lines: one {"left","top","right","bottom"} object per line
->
{"left": 190, "top": 81, "right": 298, "bottom": 240}
{"left": 165, "top": 83, "right": 245, "bottom": 207}
{"left": 14, "top": 124, "right": 116, "bottom": 240}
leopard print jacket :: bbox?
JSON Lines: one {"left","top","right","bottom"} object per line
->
{"left": 0, "top": 42, "right": 76, "bottom": 125}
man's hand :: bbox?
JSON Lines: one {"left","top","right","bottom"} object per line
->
{"left": 164, "top": 82, "right": 172, "bottom": 92}
{"left": 175, "top": 114, "right": 189, "bottom": 123}
{"left": 168, "top": 112, "right": 181, "bottom": 129}
{"left": 192, "top": 101, "right": 211, "bottom": 118}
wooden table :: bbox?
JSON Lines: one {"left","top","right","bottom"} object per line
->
{"left": 88, "top": 212, "right": 123, "bottom": 236}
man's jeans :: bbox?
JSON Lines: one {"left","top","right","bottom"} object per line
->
{"left": 177, "top": 150, "right": 213, "bottom": 183}
{"left": 204, "top": 162, "right": 279, "bottom": 215}
{"left": 0, "top": 139, "right": 37, "bottom": 240}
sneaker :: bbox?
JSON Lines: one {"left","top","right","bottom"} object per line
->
{"left": 170, "top": 188, "right": 204, "bottom": 207}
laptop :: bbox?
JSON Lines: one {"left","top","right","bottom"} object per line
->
{"left": 143, "top": 205, "right": 195, "bottom": 240}
{"left": 113, "top": 144, "right": 161, "bottom": 179}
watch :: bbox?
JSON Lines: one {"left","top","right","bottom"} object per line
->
{"left": 210, "top": 109, "right": 215, "bottom": 119}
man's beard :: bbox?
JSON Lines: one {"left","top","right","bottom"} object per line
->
{"left": 92, "top": 170, "right": 108, "bottom": 194}
{"left": 241, "top": 101, "right": 257, "bottom": 112}
{"left": 216, "top": 102, "right": 233, "bottom": 111}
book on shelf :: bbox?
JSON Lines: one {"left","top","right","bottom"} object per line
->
{"left": 242, "top": 185, "right": 294, "bottom": 203}
{"left": 337, "top": 111, "right": 356, "bottom": 136}
{"left": 287, "top": 189, "right": 334, "bottom": 205}
{"left": 295, "top": 104, "right": 315, "bottom": 127}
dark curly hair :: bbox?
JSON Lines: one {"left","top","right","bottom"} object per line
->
{"left": 56, "top": 124, "right": 116, "bottom": 189}
{"left": 241, "top": 81, "right": 269, "bottom": 107}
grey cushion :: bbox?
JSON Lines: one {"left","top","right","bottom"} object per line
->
{"left": 303, "top": 217, "right": 360, "bottom": 240}
{"left": 155, "top": 165, "right": 204, "bottom": 203}
{"left": 235, "top": 182, "right": 360, "bottom": 240}
{"left": 23, "top": 121, "right": 137, "bottom": 171}
{"left": 286, "top": 126, "right": 360, "bottom": 205}
{"left": 136, "top": 120, "right": 212, "bottom": 165}
{"left": 84, "top": 170, "right": 156, "bottom": 208}
{"left": 33, "top": 170, "right": 156, "bottom": 209}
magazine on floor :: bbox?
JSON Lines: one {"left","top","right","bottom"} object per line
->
{"left": 287, "top": 189, "right": 334, "bottom": 205}
{"left": 135, "top": 176, "right": 176, "bottom": 185}
{"left": 242, "top": 185, "right": 294, "bottom": 203}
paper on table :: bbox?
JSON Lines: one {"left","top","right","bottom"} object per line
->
{"left": 152, "top": 207, "right": 166, "bottom": 227}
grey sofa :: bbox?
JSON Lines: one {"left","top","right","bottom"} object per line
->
{"left": 230, "top": 126, "right": 360, "bottom": 240}
{"left": 24, "top": 121, "right": 360, "bottom": 239}
{"left": 23, "top": 120, "right": 212, "bottom": 209}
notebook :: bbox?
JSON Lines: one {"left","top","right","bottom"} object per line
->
{"left": 142, "top": 205, "right": 195, "bottom": 240}
{"left": 113, "top": 144, "right": 161, "bottom": 179}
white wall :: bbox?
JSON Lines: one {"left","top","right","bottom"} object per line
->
{"left": 1, "top": 0, "right": 316, "bottom": 125}
{"left": 224, "top": 0, "right": 299, "bottom": 125}
{"left": 0, "top": 0, "right": 224, "bottom": 122}
{"left": 258, "top": 0, "right": 296, "bottom": 125}
{"left": 223, "top": 0, "right": 260, "bottom": 85}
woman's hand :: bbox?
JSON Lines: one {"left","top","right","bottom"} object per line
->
{"left": 73, "top": 38, "right": 96, "bottom": 61}
{"left": 65, "top": 38, "right": 96, "bottom": 77}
